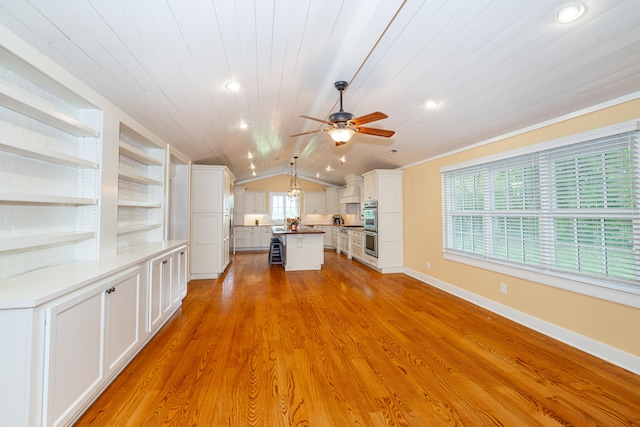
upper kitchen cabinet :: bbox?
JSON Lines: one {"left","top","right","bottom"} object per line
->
{"left": 0, "top": 47, "right": 102, "bottom": 280}
{"left": 245, "top": 191, "right": 267, "bottom": 214}
{"left": 117, "top": 124, "right": 165, "bottom": 252}
{"left": 363, "top": 169, "right": 403, "bottom": 213}
{"left": 303, "top": 191, "right": 327, "bottom": 214}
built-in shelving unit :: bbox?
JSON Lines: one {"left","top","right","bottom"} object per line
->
{"left": 117, "top": 124, "right": 165, "bottom": 252}
{"left": 0, "top": 47, "right": 101, "bottom": 280}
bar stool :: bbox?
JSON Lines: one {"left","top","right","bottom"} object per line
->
{"left": 269, "top": 237, "right": 283, "bottom": 267}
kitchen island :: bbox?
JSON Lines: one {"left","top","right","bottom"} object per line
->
{"left": 271, "top": 226, "right": 325, "bottom": 271}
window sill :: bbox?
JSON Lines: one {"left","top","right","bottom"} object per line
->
{"left": 444, "top": 251, "right": 640, "bottom": 309}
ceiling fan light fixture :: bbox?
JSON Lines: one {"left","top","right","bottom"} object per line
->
{"left": 554, "top": 3, "right": 585, "bottom": 23}
{"left": 328, "top": 127, "right": 356, "bottom": 143}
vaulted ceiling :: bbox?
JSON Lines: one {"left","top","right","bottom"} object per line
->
{"left": 1, "top": 0, "right": 639, "bottom": 185}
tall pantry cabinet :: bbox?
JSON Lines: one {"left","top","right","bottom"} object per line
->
{"left": 190, "top": 165, "right": 235, "bottom": 279}
{"left": 0, "top": 31, "right": 191, "bottom": 427}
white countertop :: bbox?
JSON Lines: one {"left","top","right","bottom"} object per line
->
{"left": 0, "top": 240, "right": 188, "bottom": 310}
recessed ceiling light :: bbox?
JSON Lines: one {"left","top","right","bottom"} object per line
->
{"left": 554, "top": 3, "right": 585, "bottom": 23}
{"left": 250, "top": 163, "right": 255, "bottom": 170}
{"left": 425, "top": 99, "right": 440, "bottom": 109}
{"left": 238, "top": 121, "right": 249, "bottom": 129}
{"left": 252, "top": 171, "right": 256, "bottom": 176}
{"left": 247, "top": 152, "right": 253, "bottom": 159}
{"left": 326, "top": 165, "right": 332, "bottom": 171}
{"left": 225, "top": 81, "right": 242, "bottom": 91}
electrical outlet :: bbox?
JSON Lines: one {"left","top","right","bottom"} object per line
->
{"left": 426, "top": 261, "right": 431, "bottom": 269}
{"left": 500, "top": 283, "right": 508, "bottom": 294}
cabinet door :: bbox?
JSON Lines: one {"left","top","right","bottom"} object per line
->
{"left": 148, "top": 257, "right": 164, "bottom": 333}
{"left": 261, "top": 227, "right": 273, "bottom": 247}
{"left": 161, "top": 257, "right": 172, "bottom": 317}
{"left": 177, "top": 248, "right": 188, "bottom": 299}
{"left": 245, "top": 191, "right": 266, "bottom": 213}
{"left": 191, "top": 213, "right": 221, "bottom": 273}
{"left": 192, "top": 168, "right": 222, "bottom": 212}
{"left": 234, "top": 188, "right": 245, "bottom": 213}
{"left": 105, "top": 267, "right": 142, "bottom": 376}
{"left": 171, "top": 250, "right": 182, "bottom": 307}
{"left": 364, "top": 174, "right": 377, "bottom": 201}
{"left": 45, "top": 285, "right": 105, "bottom": 427}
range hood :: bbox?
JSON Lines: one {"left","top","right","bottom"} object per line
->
{"left": 340, "top": 174, "right": 363, "bottom": 204}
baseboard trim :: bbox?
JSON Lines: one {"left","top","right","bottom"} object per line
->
{"left": 403, "top": 267, "right": 640, "bottom": 376}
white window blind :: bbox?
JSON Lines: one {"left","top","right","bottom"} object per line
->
{"left": 443, "top": 129, "right": 640, "bottom": 291}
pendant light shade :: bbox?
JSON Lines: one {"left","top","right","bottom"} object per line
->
{"left": 287, "top": 156, "right": 302, "bottom": 199}
{"left": 328, "top": 126, "right": 356, "bottom": 143}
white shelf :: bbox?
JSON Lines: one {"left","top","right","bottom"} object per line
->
{"left": 119, "top": 142, "right": 163, "bottom": 166}
{"left": 118, "top": 200, "right": 161, "bottom": 208}
{"left": 0, "top": 231, "right": 96, "bottom": 252}
{"left": 0, "top": 140, "right": 98, "bottom": 169}
{"left": 0, "top": 82, "right": 99, "bottom": 138}
{"left": 118, "top": 171, "right": 162, "bottom": 186}
{"left": 0, "top": 192, "right": 97, "bottom": 205}
{"left": 117, "top": 224, "right": 162, "bottom": 235}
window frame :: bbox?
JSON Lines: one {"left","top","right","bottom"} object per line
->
{"left": 269, "top": 192, "right": 300, "bottom": 222}
{"left": 441, "top": 120, "right": 640, "bottom": 309}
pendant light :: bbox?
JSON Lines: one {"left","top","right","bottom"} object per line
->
{"left": 287, "top": 156, "right": 302, "bottom": 200}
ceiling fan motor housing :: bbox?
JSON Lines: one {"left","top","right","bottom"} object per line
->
{"left": 329, "top": 111, "right": 355, "bottom": 123}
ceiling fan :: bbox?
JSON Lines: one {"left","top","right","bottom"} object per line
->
{"left": 290, "top": 81, "right": 395, "bottom": 146}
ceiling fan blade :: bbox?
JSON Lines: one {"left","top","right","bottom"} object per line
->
{"left": 300, "top": 115, "right": 333, "bottom": 125}
{"left": 351, "top": 111, "right": 388, "bottom": 126}
{"left": 356, "top": 126, "right": 395, "bottom": 138}
{"left": 289, "top": 129, "right": 323, "bottom": 137}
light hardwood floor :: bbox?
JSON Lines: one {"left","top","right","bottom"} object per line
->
{"left": 76, "top": 250, "right": 640, "bottom": 426}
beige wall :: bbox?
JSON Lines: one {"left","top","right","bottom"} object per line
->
{"left": 239, "top": 174, "right": 328, "bottom": 213}
{"left": 403, "top": 98, "right": 640, "bottom": 357}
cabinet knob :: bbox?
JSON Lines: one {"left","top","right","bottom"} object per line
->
{"left": 163, "top": 260, "right": 168, "bottom": 264}
{"left": 180, "top": 251, "right": 184, "bottom": 255}
{"left": 105, "top": 286, "right": 116, "bottom": 294}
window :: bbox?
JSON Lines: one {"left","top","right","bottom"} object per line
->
{"left": 270, "top": 192, "right": 299, "bottom": 221}
{"left": 442, "top": 122, "right": 640, "bottom": 304}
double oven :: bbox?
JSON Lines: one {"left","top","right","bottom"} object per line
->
{"left": 362, "top": 200, "right": 378, "bottom": 257}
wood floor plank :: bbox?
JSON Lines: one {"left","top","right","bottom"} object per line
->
{"left": 75, "top": 250, "right": 640, "bottom": 426}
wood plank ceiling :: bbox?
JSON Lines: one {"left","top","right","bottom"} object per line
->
{"left": 1, "top": 0, "right": 639, "bottom": 185}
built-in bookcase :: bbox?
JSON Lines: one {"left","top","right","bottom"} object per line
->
{"left": 0, "top": 47, "right": 101, "bottom": 280}
{"left": 117, "top": 124, "right": 165, "bottom": 252}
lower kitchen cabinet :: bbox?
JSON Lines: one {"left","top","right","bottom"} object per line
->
{"left": 44, "top": 266, "right": 143, "bottom": 427}
{"left": 0, "top": 242, "right": 187, "bottom": 427}
{"left": 350, "top": 230, "right": 364, "bottom": 261}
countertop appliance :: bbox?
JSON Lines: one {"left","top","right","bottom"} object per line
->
{"left": 332, "top": 214, "right": 344, "bottom": 226}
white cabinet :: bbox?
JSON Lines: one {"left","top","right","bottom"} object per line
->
{"left": 245, "top": 191, "right": 267, "bottom": 213}
{"left": 325, "top": 188, "right": 338, "bottom": 214}
{"left": 117, "top": 125, "right": 165, "bottom": 252}
{"left": 303, "top": 191, "right": 327, "bottom": 213}
{"left": 0, "top": 47, "right": 101, "bottom": 280}
{"left": 44, "top": 267, "right": 143, "bottom": 427}
{"left": 261, "top": 226, "right": 273, "bottom": 247}
{"left": 362, "top": 170, "right": 404, "bottom": 273}
{"left": 350, "top": 230, "right": 365, "bottom": 261}
{"left": 331, "top": 227, "right": 339, "bottom": 249}
{"left": 313, "top": 225, "right": 333, "bottom": 246}
{"left": 234, "top": 227, "right": 247, "bottom": 248}
{"left": 148, "top": 253, "right": 173, "bottom": 333}
{"left": 234, "top": 186, "right": 246, "bottom": 213}
{"left": 190, "top": 166, "right": 235, "bottom": 279}
{"left": 363, "top": 173, "right": 378, "bottom": 201}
